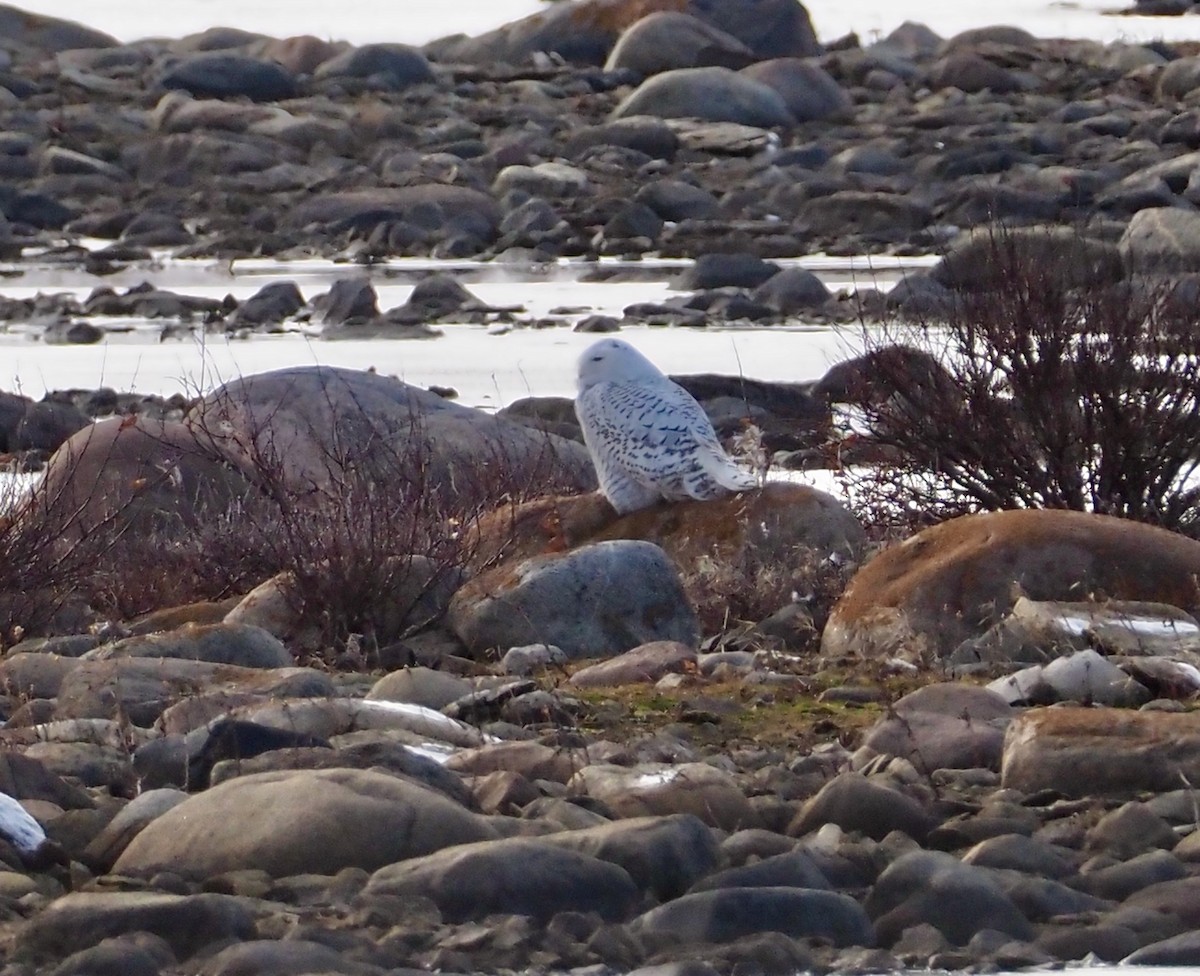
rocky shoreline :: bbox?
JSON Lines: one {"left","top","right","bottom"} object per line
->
{"left": 2, "top": 2, "right": 1200, "bottom": 974}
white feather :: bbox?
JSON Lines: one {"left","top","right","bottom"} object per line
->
{"left": 575, "top": 338, "right": 757, "bottom": 514}
{"left": 0, "top": 791, "right": 46, "bottom": 856}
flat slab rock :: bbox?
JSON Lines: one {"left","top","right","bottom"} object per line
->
{"left": 1002, "top": 706, "right": 1200, "bottom": 797}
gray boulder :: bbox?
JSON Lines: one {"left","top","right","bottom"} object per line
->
{"left": 633, "top": 888, "right": 874, "bottom": 947}
{"left": 448, "top": 540, "right": 699, "bottom": 659}
{"left": 1120, "top": 206, "right": 1200, "bottom": 272}
{"left": 542, "top": 814, "right": 720, "bottom": 901}
{"left": 113, "top": 768, "right": 499, "bottom": 879}
{"left": 85, "top": 623, "right": 293, "bottom": 669}
{"left": 861, "top": 683, "right": 1014, "bottom": 772}
{"left": 364, "top": 836, "right": 640, "bottom": 922}
{"left": 313, "top": 42, "right": 434, "bottom": 89}
{"left": 788, "top": 772, "right": 939, "bottom": 842}
{"left": 866, "top": 850, "right": 1035, "bottom": 947}
{"left": 158, "top": 53, "right": 298, "bottom": 101}
{"left": 740, "top": 59, "right": 852, "bottom": 122}
{"left": 612, "top": 67, "right": 794, "bottom": 128}
{"left": 191, "top": 365, "right": 594, "bottom": 500}
{"left": 606, "top": 13, "right": 753, "bottom": 77}
{"left": 16, "top": 892, "right": 255, "bottom": 962}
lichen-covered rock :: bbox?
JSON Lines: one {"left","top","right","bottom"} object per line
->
{"left": 1001, "top": 707, "right": 1200, "bottom": 798}
{"left": 823, "top": 510, "right": 1200, "bottom": 660}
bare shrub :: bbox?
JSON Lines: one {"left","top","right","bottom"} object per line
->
{"left": 163, "top": 372, "right": 585, "bottom": 660}
{"left": 839, "top": 227, "right": 1200, "bottom": 535}
{"left": 0, "top": 447, "right": 135, "bottom": 646}
{"left": 683, "top": 541, "right": 854, "bottom": 649}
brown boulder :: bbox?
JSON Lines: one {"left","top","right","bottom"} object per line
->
{"left": 31, "top": 418, "right": 254, "bottom": 541}
{"left": 823, "top": 509, "right": 1200, "bottom": 660}
{"left": 1001, "top": 707, "right": 1200, "bottom": 798}
{"left": 471, "top": 483, "right": 864, "bottom": 573}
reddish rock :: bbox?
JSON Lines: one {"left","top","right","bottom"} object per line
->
{"left": 1001, "top": 707, "right": 1200, "bottom": 798}
{"left": 823, "top": 509, "right": 1200, "bottom": 660}
{"left": 471, "top": 482, "right": 864, "bottom": 574}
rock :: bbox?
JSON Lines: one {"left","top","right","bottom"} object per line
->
{"left": 31, "top": 417, "right": 255, "bottom": 542}
{"left": 112, "top": 768, "right": 499, "bottom": 879}
{"left": 1158, "top": 55, "right": 1200, "bottom": 99}
{"left": 499, "top": 642, "right": 568, "bottom": 675}
{"left": 673, "top": 253, "right": 781, "bottom": 290}
{"left": 991, "top": 649, "right": 1151, "bottom": 707}
{"left": 432, "top": 0, "right": 818, "bottom": 66}
{"left": 633, "top": 888, "right": 874, "bottom": 947}
{"left": 158, "top": 54, "right": 299, "bottom": 101}
{"left": 605, "top": 13, "right": 753, "bottom": 77}
{"left": 961, "top": 834, "right": 1079, "bottom": 880}
{"left": 861, "top": 683, "right": 1014, "bottom": 772}
{"left": 228, "top": 281, "right": 305, "bottom": 328}
{"left": 81, "top": 789, "right": 188, "bottom": 872}
{"left": 1001, "top": 706, "right": 1200, "bottom": 797}
{"left": 565, "top": 118, "right": 680, "bottom": 161}
{"left": 569, "top": 640, "right": 696, "bottom": 687}
{"left": 363, "top": 836, "right": 639, "bottom": 922}
{"left": 612, "top": 67, "right": 795, "bottom": 128}
{"left": 788, "top": 772, "right": 938, "bottom": 841}
{"left": 365, "top": 666, "right": 472, "bottom": 709}
{"left": 13, "top": 400, "right": 90, "bottom": 451}
{"left": 928, "top": 53, "right": 1024, "bottom": 93}
{"left": 54, "top": 658, "right": 330, "bottom": 726}
{"left": 448, "top": 540, "right": 699, "bottom": 659}
{"left": 823, "top": 509, "right": 1200, "bottom": 660}
{"left": 318, "top": 278, "right": 378, "bottom": 324}
{"left": 1079, "top": 849, "right": 1187, "bottom": 902}
{"left": 1120, "top": 206, "right": 1200, "bottom": 272}
{"left": 16, "top": 892, "right": 255, "bottom": 962}
{"left": 568, "top": 762, "right": 754, "bottom": 830}
{"left": 445, "top": 740, "right": 583, "bottom": 784}
{"left": 196, "top": 939, "right": 374, "bottom": 976}
{"left": 1124, "top": 930, "right": 1200, "bottom": 966}
{"left": 866, "top": 849, "right": 1035, "bottom": 947}
{"left": 48, "top": 935, "right": 175, "bottom": 976}
{"left": 189, "top": 365, "right": 591, "bottom": 508}
{"left": 85, "top": 623, "right": 293, "bottom": 669}
{"left": 961, "top": 597, "right": 1200, "bottom": 666}
{"left": 740, "top": 59, "right": 852, "bottom": 122}
{"left": 313, "top": 43, "right": 434, "bottom": 89}
{"left": 751, "top": 267, "right": 831, "bottom": 313}
{"left": 634, "top": 179, "right": 718, "bottom": 221}
{"left": 542, "top": 814, "right": 720, "bottom": 901}
{"left": 0, "top": 751, "right": 93, "bottom": 809}
{"left": 690, "top": 847, "right": 831, "bottom": 893}
{"left": 288, "top": 185, "right": 501, "bottom": 244}
{"left": 931, "top": 226, "right": 1123, "bottom": 291}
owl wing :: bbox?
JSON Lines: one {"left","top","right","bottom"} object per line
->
{"left": 577, "top": 379, "right": 756, "bottom": 507}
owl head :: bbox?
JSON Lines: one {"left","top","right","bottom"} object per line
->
{"left": 576, "top": 338, "right": 665, "bottom": 392}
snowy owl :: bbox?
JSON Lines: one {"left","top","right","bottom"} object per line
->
{"left": 574, "top": 338, "right": 758, "bottom": 515}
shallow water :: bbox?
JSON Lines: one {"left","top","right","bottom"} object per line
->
{"left": 0, "top": 255, "right": 930, "bottom": 405}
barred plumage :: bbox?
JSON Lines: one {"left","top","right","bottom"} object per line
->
{"left": 574, "top": 338, "right": 758, "bottom": 515}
